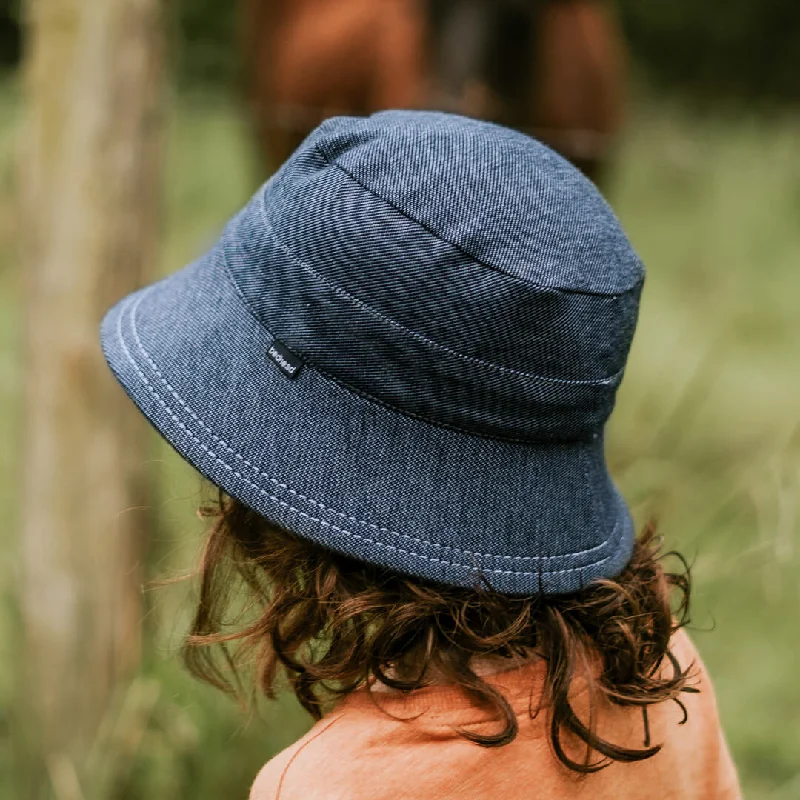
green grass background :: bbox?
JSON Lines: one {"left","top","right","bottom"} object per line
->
{"left": 1, "top": 84, "right": 799, "bottom": 797}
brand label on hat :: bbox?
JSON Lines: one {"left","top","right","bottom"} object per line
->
{"left": 267, "top": 339, "right": 303, "bottom": 379}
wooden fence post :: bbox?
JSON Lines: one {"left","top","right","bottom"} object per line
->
{"left": 20, "top": 0, "right": 163, "bottom": 784}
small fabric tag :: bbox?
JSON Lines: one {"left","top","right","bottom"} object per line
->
{"left": 266, "top": 338, "right": 303, "bottom": 379}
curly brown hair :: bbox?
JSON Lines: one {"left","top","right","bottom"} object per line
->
{"left": 184, "top": 493, "right": 696, "bottom": 773}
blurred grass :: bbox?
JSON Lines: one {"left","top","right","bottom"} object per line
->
{"left": 607, "top": 112, "right": 800, "bottom": 798}
{"left": 1, "top": 81, "right": 799, "bottom": 797}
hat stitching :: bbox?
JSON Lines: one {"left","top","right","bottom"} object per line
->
{"left": 238, "top": 217, "right": 625, "bottom": 389}
{"left": 117, "top": 292, "right": 621, "bottom": 572}
{"left": 314, "top": 142, "right": 643, "bottom": 299}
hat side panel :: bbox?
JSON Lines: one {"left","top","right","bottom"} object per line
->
{"left": 224, "top": 210, "right": 624, "bottom": 443}
{"left": 260, "top": 164, "right": 642, "bottom": 384}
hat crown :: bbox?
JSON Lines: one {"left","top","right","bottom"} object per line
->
{"left": 303, "top": 110, "right": 643, "bottom": 294}
{"left": 224, "top": 111, "right": 644, "bottom": 443}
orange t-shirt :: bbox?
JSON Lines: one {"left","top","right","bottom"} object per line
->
{"left": 250, "top": 630, "right": 740, "bottom": 799}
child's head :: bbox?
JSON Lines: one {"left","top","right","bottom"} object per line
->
{"left": 189, "top": 495, "right": 691, "bottom": 773}
{"left": 101, "top": 111, "right": 693, "bottom": 774}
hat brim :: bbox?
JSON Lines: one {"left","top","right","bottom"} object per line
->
{"left": 101, "top": 246, "right": 634, "bottom": 595}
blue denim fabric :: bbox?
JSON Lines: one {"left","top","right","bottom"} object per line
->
{"left": 101, "top": 110, "right": 644, "bottom": 595}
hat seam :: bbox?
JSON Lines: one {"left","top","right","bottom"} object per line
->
{"left": 116, "top": 291, "right": 621, "bottom": 573}
{"left": 244, "top": 216, "right": 624, "bottom": 388}
{"left": 313, "top": 142, "right": 644, "bottom": 299}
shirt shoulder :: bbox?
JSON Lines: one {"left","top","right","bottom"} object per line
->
{"left": 249, "top": 714, "right": 347, "bottom": 800}
{"left": 249, "top": 706, "right": 399, "bottom": 800}
{"left": 248, "top": 696, "right": 439, "bottom": 800}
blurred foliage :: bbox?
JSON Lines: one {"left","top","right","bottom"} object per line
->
{"left": 170, "top": 0, "right": 240, "bottom": 89}
{"left": 3, "top": 1, "right": 800, "bottom": 107}
{"left": 617, "top": 0, "right": 800, "bottom": 105}
{"left": 0, "top": 0, "right": 21, "bottom": 69}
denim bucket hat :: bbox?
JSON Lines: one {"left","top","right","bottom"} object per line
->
{"left": 101, "top": 110, "right": 644, "bottom": 596}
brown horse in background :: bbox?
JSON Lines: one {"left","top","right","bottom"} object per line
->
{"left": 242, "top": 0, "right": 626, "bottom": 182}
